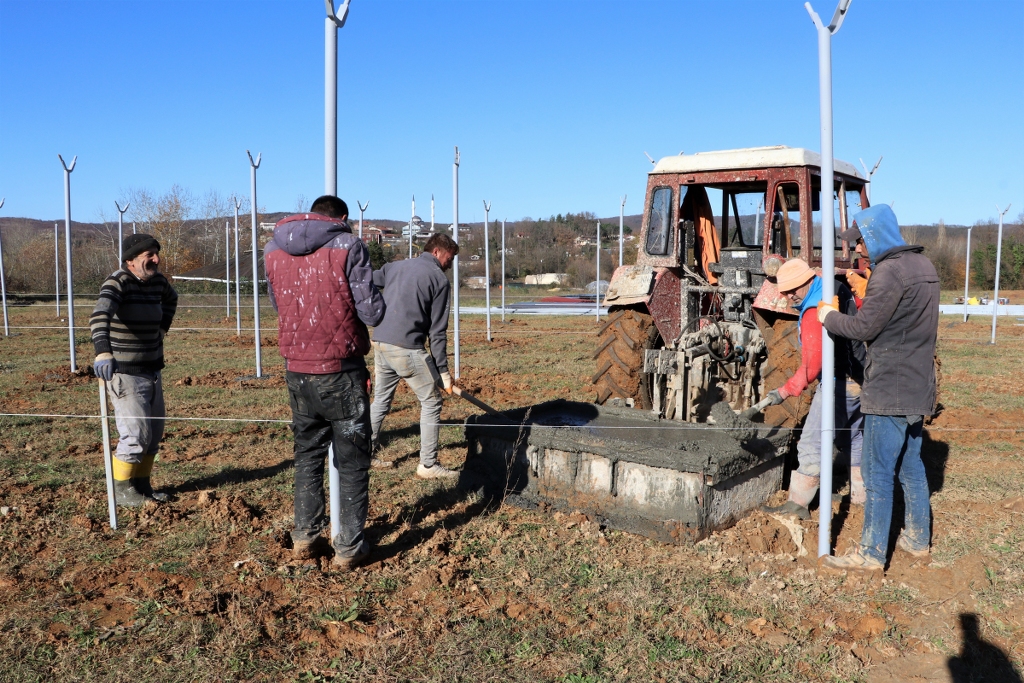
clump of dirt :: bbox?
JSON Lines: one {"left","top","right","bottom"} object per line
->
{"left": 26, "top": 364, "right": 95, "bottom": 386}
{"left": 174, "top": 370, "right": 285, "bottom": 388}
{"left": 227, "top": 334, "right": 278, "bottom": 348}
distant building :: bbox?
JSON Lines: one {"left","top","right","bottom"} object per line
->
{"left": 525, "top": 273, "right": 568, "bottom": 286}
{"left": 465, "top": 276, "right": 489, "bottom": 290}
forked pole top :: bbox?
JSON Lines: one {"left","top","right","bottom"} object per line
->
{"left": 58, "top": 154, "right": 77, "bottom": 173}
{"left": 325, "top": 0, "right": 350, "bottom": 28}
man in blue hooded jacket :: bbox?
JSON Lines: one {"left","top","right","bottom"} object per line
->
{"left": 816, "top": 205, "right": 939, "bottom": 571}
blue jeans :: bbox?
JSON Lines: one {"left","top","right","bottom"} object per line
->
{"left": 860, "top": 414, "right": 931, "bottom": 563}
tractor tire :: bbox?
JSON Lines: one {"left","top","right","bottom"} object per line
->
{"left": 592, "top": 309, "right": 660, "bottom": 409}
{"left": 755, "top": 313, "right": 814, "bottom": 431}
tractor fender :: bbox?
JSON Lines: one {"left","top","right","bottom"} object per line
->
{"left": 752, "top": 278, "right": 798, "bottom": 317}
{"left": 602, "top": 264, "right": 662, "bottom": 308}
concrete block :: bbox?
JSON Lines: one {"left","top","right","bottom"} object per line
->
{"left": 574, "top": 453, "right": 613, "bottom": 495}
{"left": 615, "top": 461, "right": 702, "bottom": 520}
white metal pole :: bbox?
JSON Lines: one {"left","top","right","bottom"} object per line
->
{"left": 357, "top": 200, "right": 368, "bottom": 240}
{"left": 501, "top": 219, "right": 506, "bottom": 322}
{"left": 324, "top": 1, "right": 346, "bottom": 197}
{"left": 132, "top": 221, "right": 136, "bottom": 235}
{"left": 483, "top": 200, "right": 491, "bottom": 341}
{"left": 963, "top": 227, "right": 972, "bottom": 322}
{"left": 247, "top": 151, "right": 263, "bottom": 377}
{"left": 0, "top": 198, "right": 8, "bottom": 336}
{"left": 806, "top": 0, "right": 850, "bottom": 558}
{"left": 98, "top": 379, "right": 118, "bottom": 530}
{"left": 54, "top": 223, "right": 61, "bottom": 317}
{"left": 453, "top": 147, "right": 461, "bottom": 379}
{"left": 431, "top": 194, "right": 435, "bottom": 233}
{"left": 225, "top": 221, "right": 231, "bottom": 317}
{"left": 115, "top": 200, "right": 129, "bottom": 265}
{"left": 596, "top": 221, "right": 601, "bottom": 321}
{"left": 409, "top": 195, "right": 415, "bottom": 258}
{"left": 59, "top": 155, "right": 78, "bottom": 372}
{"left": 234, "top": 199, "right": 242, "bottom": 336}
{"left": 991, "top": 204, "right": 1011, "bottom": 344}
{"left": 619, "top": 195, "right": 626, "bottom": 268}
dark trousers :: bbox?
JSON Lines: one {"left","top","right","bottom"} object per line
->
{"left": 285, "top": 367, "right": 371, "bottom": 558}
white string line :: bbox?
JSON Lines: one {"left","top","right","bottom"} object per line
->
{"left": 0, "top": 412, "right": 1020, "bottom": 433}
{"left": 4, "top": 324, "right": 1022, "bottom": 344}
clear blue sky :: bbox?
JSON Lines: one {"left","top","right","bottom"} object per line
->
{"left": 1, "top": 0, "right": 1021, "bottom": 227}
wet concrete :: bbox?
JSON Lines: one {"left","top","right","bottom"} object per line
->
{"left": 461, "top": 400, "right": 790, "bottom": 544}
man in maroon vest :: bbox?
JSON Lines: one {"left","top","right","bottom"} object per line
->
{"left": 265, "top": 195, "right": 385, "bottom": 569}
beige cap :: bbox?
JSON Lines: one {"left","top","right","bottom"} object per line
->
{"left": 775, "top": 259, "right": 815, "bottom": 293}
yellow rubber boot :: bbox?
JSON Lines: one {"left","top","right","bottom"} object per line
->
{"left": 112, "top": 458, "right": 147, "bottom": 507}
{"left": 136, "top": 454, "right": 168, "bottom": 503}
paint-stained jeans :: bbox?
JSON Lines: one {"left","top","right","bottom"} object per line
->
{"left": 795, "top": 380, "right": 863, "bottom": 477}
{"left": 860, "top": 414, "right": 931, "bottom": 564}
{"left": 369, "top": 342, "right": 443, "bottom": 467}
{"left": 107, "top": 371, "right": 165, "bottom": 464}
{"left": 286, "top": 368, "right": 372, "bottom": 559}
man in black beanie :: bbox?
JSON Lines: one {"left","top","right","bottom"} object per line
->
{"left": 90, "top": 233, "right": 178, "bottom": 506}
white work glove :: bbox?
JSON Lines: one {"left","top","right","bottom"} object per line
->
{"left": 438, "top": 371, "right": 453, "bottom": 395}
{"left": 817, "top": 296, "right": 839, "bottom": 324}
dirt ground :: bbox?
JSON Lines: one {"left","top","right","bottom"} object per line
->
{"left": 0, "top": 295, "right": 1022, "bottom": 682}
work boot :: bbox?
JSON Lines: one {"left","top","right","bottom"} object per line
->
{"left": 820, "top": 549, "right": 884, "bottom": 573}
{"left": 897, "top": 534, "right": 931, "bottom": 559}
{"left": 134, "top": 454, "right": 169, "bottom": 503}
{"left": 416, "top": 463, "right": 459, "bottom": 481}
{"left": 332, "top": 540, "right": 371, "bottom": 571}
{"left": 371, "top": 457, "right": 395, "bottom": 469}
{"left": 763, "top": 500, "right": 811, "bottom": 520}
{"left": 763, "top": 471, "right": 819, "bottom": 519}
{"left": 292, "top": 536, "right": 329, "bottom": 560}
{"left": 850, "top": 466, "right": 866, "bottom": 505}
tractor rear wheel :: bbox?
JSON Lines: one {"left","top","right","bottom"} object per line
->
{"left": 593, "top": 309, "right": 660, "bottom": 409}
{"left": 755, "top": 312, "right": 814, "bottom": 430}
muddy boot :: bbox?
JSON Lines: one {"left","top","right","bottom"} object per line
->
{"left": 763, "top": 471, "right": 818, "bottom": 520}
{"left": 292, "top": 536, "right": 329, "bottom": 560}
{"left": 849, "top": 466, "right": 866, "bottom": 505}
{"left": 112, "top": 458, "right": 148, "bottom": 507}
{"left": 134, "top": 454, "right": 169, "bottom": 503}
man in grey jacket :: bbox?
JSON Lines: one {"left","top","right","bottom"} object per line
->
{"left": 370, "top": 233, "right": 460, "bottom": 479}
{"left": 816, "top": 205, "right": 939, "bottom": 571}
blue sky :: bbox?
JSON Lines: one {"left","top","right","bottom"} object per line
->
{"left": 1, "top": 0, "right": 1021, "bottom": 227}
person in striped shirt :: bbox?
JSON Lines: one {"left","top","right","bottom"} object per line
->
{"left": 90, "top": 234, "right": 178, "bottom": 507}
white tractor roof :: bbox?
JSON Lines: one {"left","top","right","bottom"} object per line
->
{"left": 652, "top": 145, "right": 864, "bottom": 180}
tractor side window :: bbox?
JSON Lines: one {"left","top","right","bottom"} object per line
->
{"left": 771, "top": 184, "right": 801, "bottom": 254}
{"left": 723, "top": 188, "right": 767, "bottom": 248}
{"left": 811, "top": 177, "right": 845, "bottom": 249}
{"left": 644, "top": 186, "right": 673, "bottom": 256}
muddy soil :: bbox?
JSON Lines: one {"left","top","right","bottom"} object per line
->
{"left": 0, "top": 308, "right": 1021, "bottom": 681}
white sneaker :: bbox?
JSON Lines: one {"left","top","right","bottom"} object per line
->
{"left": 416, "top": 463, "right": 459, "bottom": 480}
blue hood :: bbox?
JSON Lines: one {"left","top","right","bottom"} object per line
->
{"left": 271, "top": 213, "right": 351, "bottom": 256}
{"left": 852, "top": 205, "right": 905, "bottom": 267}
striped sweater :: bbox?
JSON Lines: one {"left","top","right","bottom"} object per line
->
{"left": 90, "top": 269, "right": 178, "bottom": 374}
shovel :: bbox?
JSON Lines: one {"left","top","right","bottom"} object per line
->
{"left": 451, "top": 385, "right": 503, "bottom": 417}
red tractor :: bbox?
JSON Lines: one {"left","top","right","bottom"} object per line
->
{"left": 594, "top": 146, "right": 868, "bottom": 435}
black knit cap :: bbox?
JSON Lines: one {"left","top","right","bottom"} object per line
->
{"left": 122, "top": 234, "right": 161, "bottom": 262}
{"left": 838, "top": 225, "right": 862, "bottom": 243}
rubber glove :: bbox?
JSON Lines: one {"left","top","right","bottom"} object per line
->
{"left": 846, "top": 268, "right": 871, "bottom": 299}
{"left": 94, "top": 353, "right": 118, "bottom": 381}
{"left": 438, "top": 371, "right": 454, "bottom": 395}
{"left": 766, "top": 388, "right": 788, "bottom": 406}
{"left": 817, "top": 295, "right": 840, "bottom": 324}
